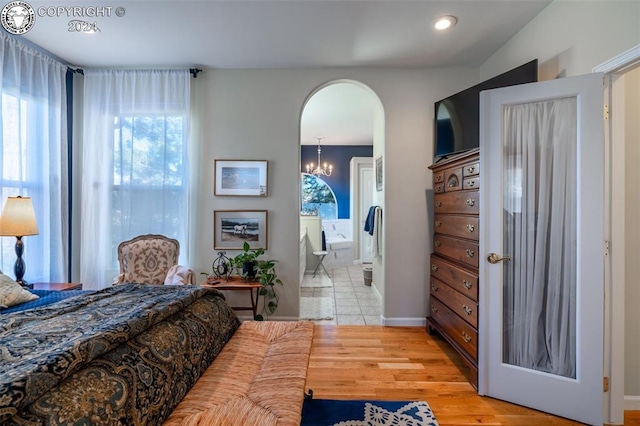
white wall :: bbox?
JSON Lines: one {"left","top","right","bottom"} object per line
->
{"left": 480, "top": 0, "right": 640, "bottom": 81}
{"left": 192, "top": 67, "right": 477, "bottom": 321}
{"left": 625, "top": 66, "right": 640, "bottom": 396}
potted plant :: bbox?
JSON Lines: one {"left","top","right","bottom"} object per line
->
{"left": 229, "top": 242, "right": 283, "bottom": 320}
{"left": 232, "top": 242, "right": 264, "bottom": 280}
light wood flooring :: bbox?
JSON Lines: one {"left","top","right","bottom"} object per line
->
{"left": 305, "top": 325, "right": 640, "bottom": 425}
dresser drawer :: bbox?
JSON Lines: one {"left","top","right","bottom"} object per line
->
{"left": 430, "top": 276, "right": 478, "bottom": 328}
{"left": 463, "top": 162, "right": 479, "bottom": 177}
{"left": 463, "top": 176, "right": 479, "bottom": 190}
{"left": 430, "top": 255, "right": 478, "bottom": 301}
{"left": 429, "top": 296, "right": 477, "bottom": 360}
{"left": 433, "top": 234, "right": 479, "bottom": 268}
{"left": 433, "top": 171, "right": 445, "bottom": 184}
{"left": 434, "top": 190, "right": 479, "bottom": 214}
{"left": 434, "top": 214, "right": 479, "bottom": 241}
{"left": 444, "top": 168, "right": 462, "bottom": 192}
{"left": 434, "top": 182, "right": 445, "bottom": 193}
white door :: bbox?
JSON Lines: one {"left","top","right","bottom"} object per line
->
{"left": 479, "top": 73, "right": 604, "bottom": 425}
{"left": 360, "top": 166, "right": 374, "bottom": 263}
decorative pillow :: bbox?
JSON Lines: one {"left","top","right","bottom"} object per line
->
{"left": 0, "top": 273, "right": 39, "bottom": 309}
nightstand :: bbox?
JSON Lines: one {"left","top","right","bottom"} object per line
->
{"left": 32, "top": 282, "right": 83, "bottom": 291}
{"left": 202, "top": 276, "right": 261, "bottom": 318}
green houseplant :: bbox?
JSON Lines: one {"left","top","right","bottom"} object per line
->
{"left": 231, "top": 242, "right": 264, "bottom": 280}
{"left": 231, "top": 242, "right": 282, "bottom": 320}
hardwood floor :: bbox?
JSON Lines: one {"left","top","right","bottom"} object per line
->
{"left": 305, "top": 325, "right": 640, "bottom": 425}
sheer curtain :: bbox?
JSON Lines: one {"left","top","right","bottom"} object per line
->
{"left": 80, "top": 70, "right": 191, "bottom": 290}
{"left": 502, "top": 97, "right": 577, "bottom": 378}
{"left": 0, "top": 33, "right": 68, "bottom": 282}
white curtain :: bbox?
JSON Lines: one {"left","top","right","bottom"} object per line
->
{"left": 0, "top": 33, "right": 68, "bottom": 282}
{"left": 80, "top": 70, "right": 191, "bottom": 290}
{"left": 502, "top": 97, "right": 577, "bottom": 378}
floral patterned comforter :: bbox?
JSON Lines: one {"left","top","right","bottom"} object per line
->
{"left": 0, "top": 283, "right": 241, "bottom": 425}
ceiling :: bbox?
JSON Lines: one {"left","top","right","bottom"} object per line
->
{"left": 20, "top": 0, "right": 551, "bottom": 145}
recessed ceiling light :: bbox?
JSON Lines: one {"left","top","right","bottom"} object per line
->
{"left": 435, "top": 15, "right": 457, "bottom": 31}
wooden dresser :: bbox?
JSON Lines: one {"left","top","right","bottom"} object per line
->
{"left": 427, "top": 148, "right": 480, "bottom": 387}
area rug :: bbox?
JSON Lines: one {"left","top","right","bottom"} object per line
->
{"left": 301, "top": 272, "right": 333, "bottom": 288}
{"left": 301, "top": 399, "right": 439, "bottom": 426}
{"left": 300, "top": 296, "right": 334, "bottom": 320}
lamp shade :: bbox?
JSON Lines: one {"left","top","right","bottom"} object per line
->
{"left": 0, "top": 196, "right": 39, "bottom": 236}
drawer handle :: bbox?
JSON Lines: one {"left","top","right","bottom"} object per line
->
{"left": 463, "top": 280, "right": 473, "bottom": 290}
{"left": 435, "top": 241, "right": 442, "bottom": 248}
{"left": 467, "top": 166, "right": 475, "bottom": 174}
{"left": 447, "top": 181, "right": 457, "bottom": 188}
{"left": 468, "top": 181, "right": 475, "bottom": 187}
{"left": 463, "top": 305, "right": 473, "bottom": 316}
{"left": 435, "top": 201, "right": 442, "bottom": 207}
{"left": 435, "top": 221, "right": 442, "bottom": 227}
{"left": 431, "top": 283, "right": 438, "bottom": 292}
{"left": 465, "top": 249, "right": 475, "bottom": 258}
{"left": 461, "top": 331, "right": 472, "bottom": 343}
{"left": 466, "top": 199, "right": 475, "bottom": 207}
{"left": 431, "top": 305, "right": 438, "bottom": 314}
{"left": 431, "top": 264, "right": 439, "bottom": 272}
{"left": 435, "top": 176, "right": 443, "bottom": 182}
{"left": 466, "top": 224, "right": 475, "bottom": 233}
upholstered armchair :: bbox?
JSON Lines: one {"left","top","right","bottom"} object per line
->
{"left": 112, "top": 234, "right": 194, "bottom": 286}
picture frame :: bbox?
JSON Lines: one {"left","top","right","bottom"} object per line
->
{"left": 213, "top": 210, "right": 268, "bottom": 250}
{"left": 375, "top": 155, "right": 383, "bottom": 191}
{"left": 214, "top": 160, "right": 268, "bottom": 196}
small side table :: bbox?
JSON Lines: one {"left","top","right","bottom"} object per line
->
{"left": 32, "top": 282, "right": 83, "bottom": 291}
{"left": 202, "top": 277, "right": 262, "bottom": 318}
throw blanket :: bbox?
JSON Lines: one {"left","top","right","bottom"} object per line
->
{"left": 0, "top": 283, "right": 240, "bottom": 425}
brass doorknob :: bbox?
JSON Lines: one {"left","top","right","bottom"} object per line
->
{"left": 487, "top": 253, "right": 511, "bottom": 264}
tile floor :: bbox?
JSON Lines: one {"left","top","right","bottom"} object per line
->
{"left": 300, "top": 264, "right": 381, "bottom": 325}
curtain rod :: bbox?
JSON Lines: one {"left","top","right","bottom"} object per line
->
{"left": 69, "top": 68, "right": 202, "bottom": 78}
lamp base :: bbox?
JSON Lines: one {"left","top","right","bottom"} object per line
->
{"left": 14, "top": 236, "right": 30, "bottom": 288}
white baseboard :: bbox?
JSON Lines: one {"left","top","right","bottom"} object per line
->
{"left": 381, "top": 317, "right": 427, "bottom": 327}
{"left": 624, "top": 395, "right": 640, "bottom": 411}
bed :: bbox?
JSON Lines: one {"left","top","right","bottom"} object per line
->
{"left": 0, "top": 283, "right": 315, "bottom": 426}
{"left": 0, "top": 283, "right": 241, "bottom": 425}
{"left": 0, "top": 289, "right": 89, "bottom": 315}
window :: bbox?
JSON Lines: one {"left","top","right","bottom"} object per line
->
{"left": 80, "top": 69, "right": 191, "bottom": 289}
{"left": 0, "top": 89, "right": 67, "bottom": 282}
{"left": 301, "top": 173, "right": 338, "bottom": 220}
{"left": 111, "top": 113, "right": 187, "bottom": 261}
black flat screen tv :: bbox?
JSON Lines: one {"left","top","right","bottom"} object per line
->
{"left": 434, "top": 59, "right": 538, "bottom": 161}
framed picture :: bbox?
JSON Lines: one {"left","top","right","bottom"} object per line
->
{"left": 214, "top": 210, "right": 268, "bottom": 250}
{"left": 214, "top": 160, "right": 268, "bottom": 196}
{"left": 375, "top": 155, "right": 383, "bottom": 191}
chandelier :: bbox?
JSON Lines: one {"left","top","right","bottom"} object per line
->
{"left": 306, "top": 137, "right": 333, "bottom": 177}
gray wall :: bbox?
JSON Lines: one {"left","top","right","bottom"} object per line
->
{"left": 191, "top": 68, "right": 477, "bottom": 321}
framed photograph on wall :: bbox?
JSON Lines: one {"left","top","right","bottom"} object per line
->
{"left": 214, "top": 210, "right": 268, "bottom": 250}
{"left": 214, "top": 160, "right": 268, "bottom": 196}
{"left": 375, "top": 155, "right": 383, "bottom": 191}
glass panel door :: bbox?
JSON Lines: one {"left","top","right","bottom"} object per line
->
{"left": 502, "top": 98, "right": 577, "bottom": 379}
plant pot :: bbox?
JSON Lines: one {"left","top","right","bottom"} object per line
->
{"left": 242, "top": 261, "right": 257, "bottom": 280}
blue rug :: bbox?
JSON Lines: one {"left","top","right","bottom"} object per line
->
{"left": 301, "top": 399, "right": 439, "bottom": 426}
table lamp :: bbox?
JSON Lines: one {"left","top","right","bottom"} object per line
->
{"left": 0, "top": 196, "right": 39, "bottom": 287}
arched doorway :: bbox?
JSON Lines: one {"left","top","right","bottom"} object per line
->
{"left": 298, "top": 80, "right": 385, "bottom": 325}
